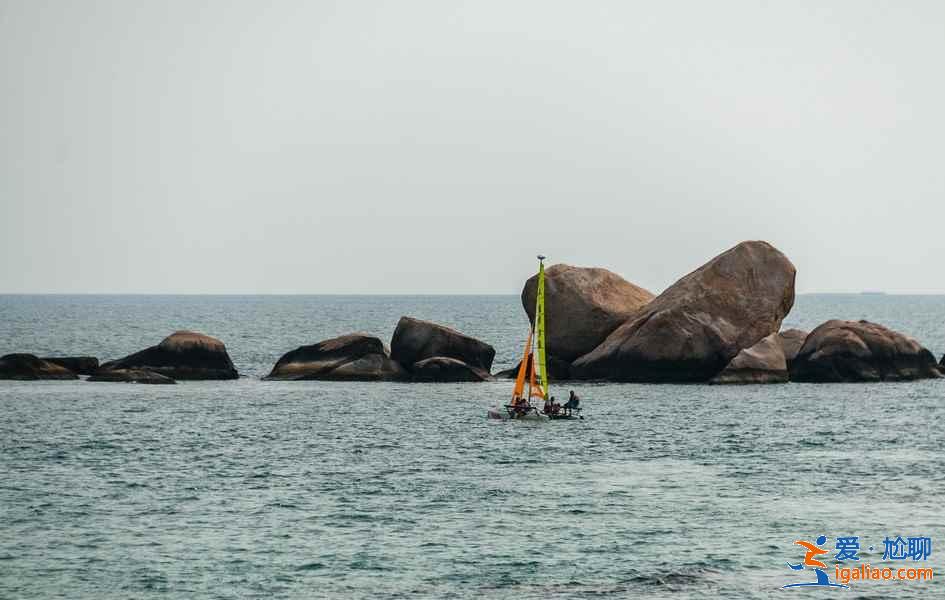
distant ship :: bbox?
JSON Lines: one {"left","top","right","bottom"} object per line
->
{"left": 860, "top": 291, "right": 887, "bottom": 295}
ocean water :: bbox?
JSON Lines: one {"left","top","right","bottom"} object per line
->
{"left": 1, "top": 294, "right": 943, "bottom": 599}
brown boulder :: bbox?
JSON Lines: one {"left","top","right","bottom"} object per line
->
{"left": 790, "top": 320, "right": 940, "bottom": 382}
{"left": 522, "top": 264, "right": 654, "bottom": 362}
{"left": 99, "top": 331, "right": 238, "bottom": 380}
{"left": 390, "top": 317, "right": 495, "bottom": 372}
{"left": 42, "top": 356, "right": 100, "bottom": 376}
{"left": 777, "top": 329, "right": 809, "bottom": 369}
{"left": 410, "top": 356, "right": 493, "bottom": 382}
{"left": 572, "top": 241, "right": 796, "bottom": 382}
{"left": 0, "top": 354, "right": 78, "bottom": 380}
{"left": 710, "top": 333, "right": 788, "bottom": 384}
{"left": 265, "top": 333, "right": 407, "bottom": 381}
{"left": 88, "top": 369, "right": 176, "bottom": 384}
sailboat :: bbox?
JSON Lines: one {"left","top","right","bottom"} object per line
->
{"left": 488, "top": 255, "right": 581, "bottom": 421}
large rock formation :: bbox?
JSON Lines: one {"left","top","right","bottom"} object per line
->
{"left": 710, "top": 333, "right": 788, "bottom": 384}
{"left": 522, "top": 264, "right": 654, "bottom": 362}
{"left": 777, "top": 329, "right": 809, "bottom": 370}
{"left": 0, "top": 354, "right": 78, "bottom": 380}
{"left": 572, "top": 241, "right": 796, "bottom": 382}
{"left": 390, "top": 317, "right": 495, "bottom": 372}
{"left": 42, "top": 356, "right": 99, "bottom": 376}
{"left": 265, "top": 333, "right": 407, "bottom": 381}
{"left": 88, "top": 369, "right": 176, "bottom": 384}
{"left": 790, "top": 320, "right": 940, "bottom": 382}
{"left": 99, "top": 331, "right": 238, "bottom": 380}
{"left": 411, "top": 356, "right": 493, "bottom": 382}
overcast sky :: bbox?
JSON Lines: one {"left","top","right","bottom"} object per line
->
{"left": 1, "top": 1, "right": 943, "bottom": 294}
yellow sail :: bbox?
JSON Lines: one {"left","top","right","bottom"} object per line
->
{"left": 509, "top": 256, "right": 550, "bottom": 407}
{"left": 534, "top": 257, "right": 549, "bottom": 398}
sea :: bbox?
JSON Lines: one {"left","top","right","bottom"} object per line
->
{"left": 1, "top": 294, "right": 943, "bottom": 599}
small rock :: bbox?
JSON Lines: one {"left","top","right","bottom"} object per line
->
{"left": 42, "top": 356, "right": 100, "bottom": 376}
{"left": 0, "top": 354, "right": 78, "bottom": 380}
{"left": 99, "top": 331, "right": 238, "bottom": 380}
{"left": 87, "top": 369, "right": 176, "bottom": 384}
{"left": 776, "top": 329, "right": 809, "bottom": 370}
{"left": 411, "top": 356, "right": 493, "bottom": 382}
{"left": 790, "top": 320, "right": 940, "bottom": 382}
{"left": 391, "top": 317, "right": 495, "bottom": 372}
{"left": 710, "top": 333, "right": 788, "bottom": 384}
{"left": 265, "top": 333, "right": 406, "bottom": 381}
{"left": 494, "top": 354, "right": 571, "bottom": 380}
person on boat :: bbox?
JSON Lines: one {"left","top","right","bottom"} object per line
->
{"left": 543, "top": 397, "right": 553, "bottom": 415}
{"left": 563, "top": 390, "right": 580, "bottom": 416}
{"left": 511, "top": 395, "right": 528, "bottom": 417}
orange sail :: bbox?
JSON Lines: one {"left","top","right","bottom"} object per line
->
{"left": 512, "top": 330, "right": 532, "bottom": 402}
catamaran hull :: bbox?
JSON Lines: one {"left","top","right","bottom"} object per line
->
{"left": 487, "top": 406, "right": 547, "bottom": 421}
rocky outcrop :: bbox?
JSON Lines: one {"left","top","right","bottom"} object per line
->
{"left": 265, "top": 333, "right": 407, "bottom": 381}
{"left": 42, "top": 356, "right": 99, "bottom": 376}
{"left": 522, "top": 264, "right": 654, "bottom": 362}
{"left": 790, "top": 320, "right": 940, "bottom": 382}
{"left": 390, "top": 317, "right": 495, "bottom": 372}
{"left": 494, "top": 354, "right": 572, "bottom": 380}
{"left": 710, "top": 333, "right": 788, "bottom": 384}
{"left": 88, "top": 369, "right": 176, "bottom": 384}
{"left": 410, "top": 357, "right": 493, "bottom": 382}
{"left": 572, "top": 241, "right": 796, "bottom": 382}
{"left": 99, "top": 331, "right": 238, "bottom": 380}
{"left": 0, "top": 354, "right": 78, "bottom": 380}
{"left": 777, "top": 329, "right": 809, "bottom": 369}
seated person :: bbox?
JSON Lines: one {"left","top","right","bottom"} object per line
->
{"left": 563, "top": 390, "right": 580, "bottom": 416}
{"left": 512, "top": 396, "right": 529, "bottom": 416}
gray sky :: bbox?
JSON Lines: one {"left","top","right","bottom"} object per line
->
{"left": 2, "top": 1, "right": 943, "bottom": 294}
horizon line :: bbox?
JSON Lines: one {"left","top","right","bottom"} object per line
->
{"left": 3, "top": 291, "right": 945, "bottom": 297}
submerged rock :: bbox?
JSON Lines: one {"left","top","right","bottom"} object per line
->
{"left": 572, "top": 241, "right": 796, "bottom": 382}
{"left": 776, "top": 329, "right": 809, "bottom": 369}
{"left": 0, "top": 354, "right": 78, "bottom": 380}
{"left": 88, "top": 369, "right": 176, "bottom": 384}
{"left": 265, "top": 333, "right": 406, "bottom": 381}
{"left": 710, "top": 333, "right": 788, "bottom": 384}
{"left": 494, "top": 354, "right": 572, "bottom": 381}
{"left": 493, "top": 366, "right": 519, "bottom": 379}
{"left": 42, "top": 356, "right": 100, "bottom": 376}
{"left": 410, "top": 356, "right": 493, "bottom": 382}
{"left": 790, "top": 320, "right": 940, "bottom": 382}
{"left": 99, "top": 331, "right": 238, "bottom": 380}
{"left": 522, "top": 264, "right": 654, "bottom": 362}
{"left": 390, "top": 317, "right": 495, "bottom": 372}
